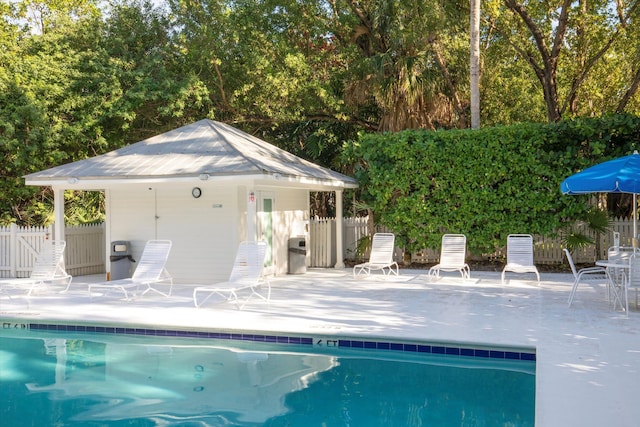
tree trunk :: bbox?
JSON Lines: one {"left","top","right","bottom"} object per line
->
{"left": 617, "top": 67, "right": 640, "bottom": 113}
{"left": 470, "top": 0, "right": 481, "bottom": 129}
{"left": 504, "top": 0, "right": 571, "bottom": 122}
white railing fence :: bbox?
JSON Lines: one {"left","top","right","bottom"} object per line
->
{"left": 0, "top": 223, "right": 105, "bottom": 278}
{"left": 309, "top": 216, "right": 636, "bottom": 267}
{"left": 308, "top": 217, "right": 335, "bottom": 267}
{"left": 2, "top": 217, "right": 634, "bottom": 276}
{"left": 0, "top": 224, "right": 53, "bottom": 278}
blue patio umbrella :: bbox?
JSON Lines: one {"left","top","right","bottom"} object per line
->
{"left": 561, "top": 151, "right": 640, "bottom": 238}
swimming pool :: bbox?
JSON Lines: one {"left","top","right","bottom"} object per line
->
{"left": 1, "top": 325, "right": 535, "bottom": 426}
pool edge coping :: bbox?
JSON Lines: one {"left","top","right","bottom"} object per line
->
{"left": 1, "top": 317, "right": 536, "bottom": 363}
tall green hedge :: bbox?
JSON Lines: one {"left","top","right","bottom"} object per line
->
{"left": 344, "top": 114, "right": 640, "bottom": 254}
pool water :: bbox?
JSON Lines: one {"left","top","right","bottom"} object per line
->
{"left": 1, "top": 331, "right": 535, "bottom": 426}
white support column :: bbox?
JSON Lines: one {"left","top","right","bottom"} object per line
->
{"left": 52, "top": 186, "right": 65, "bottom": 243}
{"left": 104, "top": 188, "right": 112, "bottom": 279}
{"left": 334, "top": 189, "right": 345, "bottom": 269}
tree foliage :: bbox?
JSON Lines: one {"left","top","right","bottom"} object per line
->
{"left": 483, "top": 0, "right": 640, "bottom": 122}
{"left": 0, "top": 0, "right": 208, "bottom": 224}
{"left": 328, "top": 0, "right": 470, "bottom": 131}
{"left": 1, "top": 0, "right": 640, "bottom": 226}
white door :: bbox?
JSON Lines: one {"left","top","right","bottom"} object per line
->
{"left": 258, "top": 192, "right": 275, "bottom": 275}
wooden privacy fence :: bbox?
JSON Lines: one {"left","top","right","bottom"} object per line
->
{"left": 309, "top": 216, "right": 637, "bottom": 267}
{"left": 0, "top": 223, "right": 105, "bottom": 278}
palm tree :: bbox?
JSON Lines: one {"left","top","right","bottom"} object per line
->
{"left": 562, "top": 208, "right": 611, "bottom": 258}
{"left": 340, "top": 0, "right": 469, "bottom": 131}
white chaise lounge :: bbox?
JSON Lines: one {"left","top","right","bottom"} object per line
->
{"left": 353, "top": 233, "right": 399, "bottom": 278}
{"left": 0, "top": 240, "right": 72, "bottom": 296}
{"left": 88, "top": 240, "right": 173, "bottom": 300}
{"left": 428, "top": 234, "right": 470, "bottom": 280}
{"left": 501, "top": 234, "right": 540, "bottom": 284}
{"left": 193, "top": 241, "right": 269, "bottom": 309}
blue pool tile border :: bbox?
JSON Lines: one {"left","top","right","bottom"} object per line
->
{"left": 25, "top": 323, "right": 314, "bottom": 345}
{"left": 336, "top": 338, "right": 535, "bottom": 361}
{"left": 11, "top": 322, "right": 536, "bottom": 362}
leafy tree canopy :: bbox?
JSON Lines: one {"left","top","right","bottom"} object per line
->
{"left": 1, "top": 0, "right": 639, "bottom": 226}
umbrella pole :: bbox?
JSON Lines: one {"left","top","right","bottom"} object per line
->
{"left": 635, "top": 193, "right": 638, "bottom": 242}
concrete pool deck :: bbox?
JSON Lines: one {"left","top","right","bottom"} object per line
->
{"left": 1, "top": 268, "right": 639, "bottom": 426}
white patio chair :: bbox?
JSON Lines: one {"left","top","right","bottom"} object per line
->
{"left": 564, "top": 249, "right": 608, "bottom": 308}
{"left": 193, "top": 241, "right": 269, "bottom": 309}
{"left": 352, "top": 233, "right": 399, "bottom": 278}
{"left": 604, "top": 246, "right": 636, "bottom": 308}
{"left": 428, "top": 234, "right": 470, "bottom": 280}
{"left": 88, "top": 240, "right": 173, "bottom": 300}
{"left": 625, "top": 253, "right": 640, "bottom": 313}
{"left": 0, "top": 240, "right": 72, "bottom": 297}
{"left": 501, "top": 234, "right": 540, "bottom": 284}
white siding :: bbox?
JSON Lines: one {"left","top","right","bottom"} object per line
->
{"left": 108, "top": 185, "right": 157, "bottom": 277}
{"left": 107, "top": 182, "right": 310, "bottom": 281}
{"left": 157, "top": 183, "right": 238, "bottom": 282}
{"left": 109, "top": 186, "right": 156, "bottom": 242}
{"left": 108, "top": 183, "right": 238, "bottom": 282}
{"left": 236, "top": 185, "right": 250, "bottom": 241}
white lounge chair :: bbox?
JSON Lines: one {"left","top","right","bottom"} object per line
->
{"left": 564, "top": 248, "right": 608, "bottom": 307}
{"left": 88, "top": 240, "right": 173, "bottom": 300}
{"left": 353, "top": 233, "right": 399, "bottom": 277}
{"left": 428, "top": 234, "right": 470, "bottom": 280}
{"left": 193, "top": 241, "right": 269, "bottom": 309}
{"left": 0, "top": 240, "right": 72, "bottom": 296}
{"left": 501, "top": 234, "right": 540, "bottom": 284}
